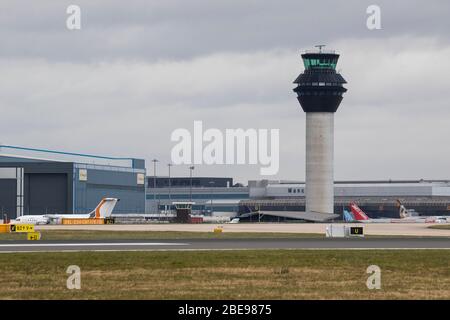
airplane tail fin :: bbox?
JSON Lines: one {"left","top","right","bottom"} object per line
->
{"left": 89, "top": 198, "right": 119, "bottom": 218}
{"left": 343, "top": 209, "right": 355, "bottom": 222}
{"left": 396, "top": 199, "right": 409, "bottom": 219}
{"left": 349, "top": 202, "right": 370, "bottom": 221}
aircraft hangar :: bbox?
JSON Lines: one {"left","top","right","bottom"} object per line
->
{"left": 0, "top": 145, "right": 146, "bottom": 219}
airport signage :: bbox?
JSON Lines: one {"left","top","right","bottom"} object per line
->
{"left": 10, "top": 224, "right": 35, "bottom": 233}
{"left": 214, "top": 227, "right": 223, "bottom": 234}
{"left": 349, "top": 227, "right": 364, "bottom": 236}
{"left": 79, "top": 169, "right": 88, "bottom": 181}
{"left": 27, "top": 232, "right": 41, "bottom": 240}
{"left": 104, "top": 218, "right": 115, "bottom": 225}
{"left": 137, "top": 173, "right": 145, "bottom": 185}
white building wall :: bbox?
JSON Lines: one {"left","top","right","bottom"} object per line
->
{"left": 432, "top": 185, "right": 450, "bottom": 196}
{"left": 253, "top": 182, "right": 448, "bottom": 198}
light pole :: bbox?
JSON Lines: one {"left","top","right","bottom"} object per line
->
{"left": 152, "top": 159, "right": 159, "bottom": 213}
{"left": 189, "top": 166, "right": 195, "bottom": 202}
{"left": 168, "top": 163, "right": 173, "bottom": 213}
{"left": 208, "top": 181, "right": 215, "bottom": 215}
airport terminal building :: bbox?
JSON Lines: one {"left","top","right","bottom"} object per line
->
{"left": 2, "top": 144, "right": 450, "bottom": 221}
{"left": 0, "top": 145, "right": 146, "bottom": 218}
{"left": 147, "top": 178, "right": 450, "bottom": 220}
{"left": 146, "top": 177, "right": 249, "bottom": 215}
{"left": 239, "top": 179, "right": 450, "bottom": 219}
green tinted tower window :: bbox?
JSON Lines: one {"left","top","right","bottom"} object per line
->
{"left": 303, "top": 57, "right": 337, "bottom": 70}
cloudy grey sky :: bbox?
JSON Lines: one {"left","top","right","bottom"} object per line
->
{"left": 1, "top": 0, "right": 449, "bottom": 184}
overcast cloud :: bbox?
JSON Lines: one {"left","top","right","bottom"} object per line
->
{"left": 1, "top": 0, "right": 449, "bottom": 184}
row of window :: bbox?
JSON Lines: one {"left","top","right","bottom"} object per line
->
{"left": 298, "top": 82, "right": 340, "bottom": 86}
{"left": 303, "top": 58, "right": 337, "bottom": 70}
{"left": 158, "top": 204, "right": 238, "bottom": 212}
{"left": 146, "top": 194, "right": 248, "bottom": 200}
{"left": 147, "top": 178, "right": 232, "bottom": 188}
{"left": 297, "top": 91, "right": 343, "bottom": 96}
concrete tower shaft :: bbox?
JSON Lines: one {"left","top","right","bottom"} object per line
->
{"left": 305, "top": 112, "right": 334, "bottom": 214}
{"left": 293, "top": 49, "right": 347, "bottom": 216}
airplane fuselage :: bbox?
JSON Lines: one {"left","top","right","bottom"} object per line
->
{"left": 14, "top": 215, "right": 50, "bottom": 225}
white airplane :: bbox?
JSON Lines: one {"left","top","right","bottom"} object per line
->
{"left": 396, "top": 200, "right": 449, "bottom": 223}
{"left": 13, "top": 198, "right": 119, "bottom": 225}
{"left": 14, "top": 215, "right": 50, "bottom": 225}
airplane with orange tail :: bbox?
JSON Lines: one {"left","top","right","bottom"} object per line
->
{"left": 14, "top": 198, "right": 119, "bottom": 225}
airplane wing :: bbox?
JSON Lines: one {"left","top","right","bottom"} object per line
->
{"left": 259, "top": 210, "right": 339, "bottom": 222}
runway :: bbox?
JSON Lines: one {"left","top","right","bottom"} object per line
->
{"left": 0, "top": 238, "right": 449, "bottom": 252}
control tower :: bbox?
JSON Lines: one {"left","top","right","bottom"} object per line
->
{"left": 293, "top": 46, "right": 347, "bottom": 216}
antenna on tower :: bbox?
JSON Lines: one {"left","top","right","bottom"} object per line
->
{"left": 315, "top": 44, "right": 326, "bottom": 53}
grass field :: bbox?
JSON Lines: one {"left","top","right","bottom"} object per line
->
{"left": 1, "top": 229, "right": 443, "bottom": 241}
{"left": 0, "top": 250, "right": 448, "bottom": 299}
{"left": 0, "top": 230, "right": 324, "bottom": 240}
{"left": 429, "top": 225, "right": 450, "bottom": 230}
